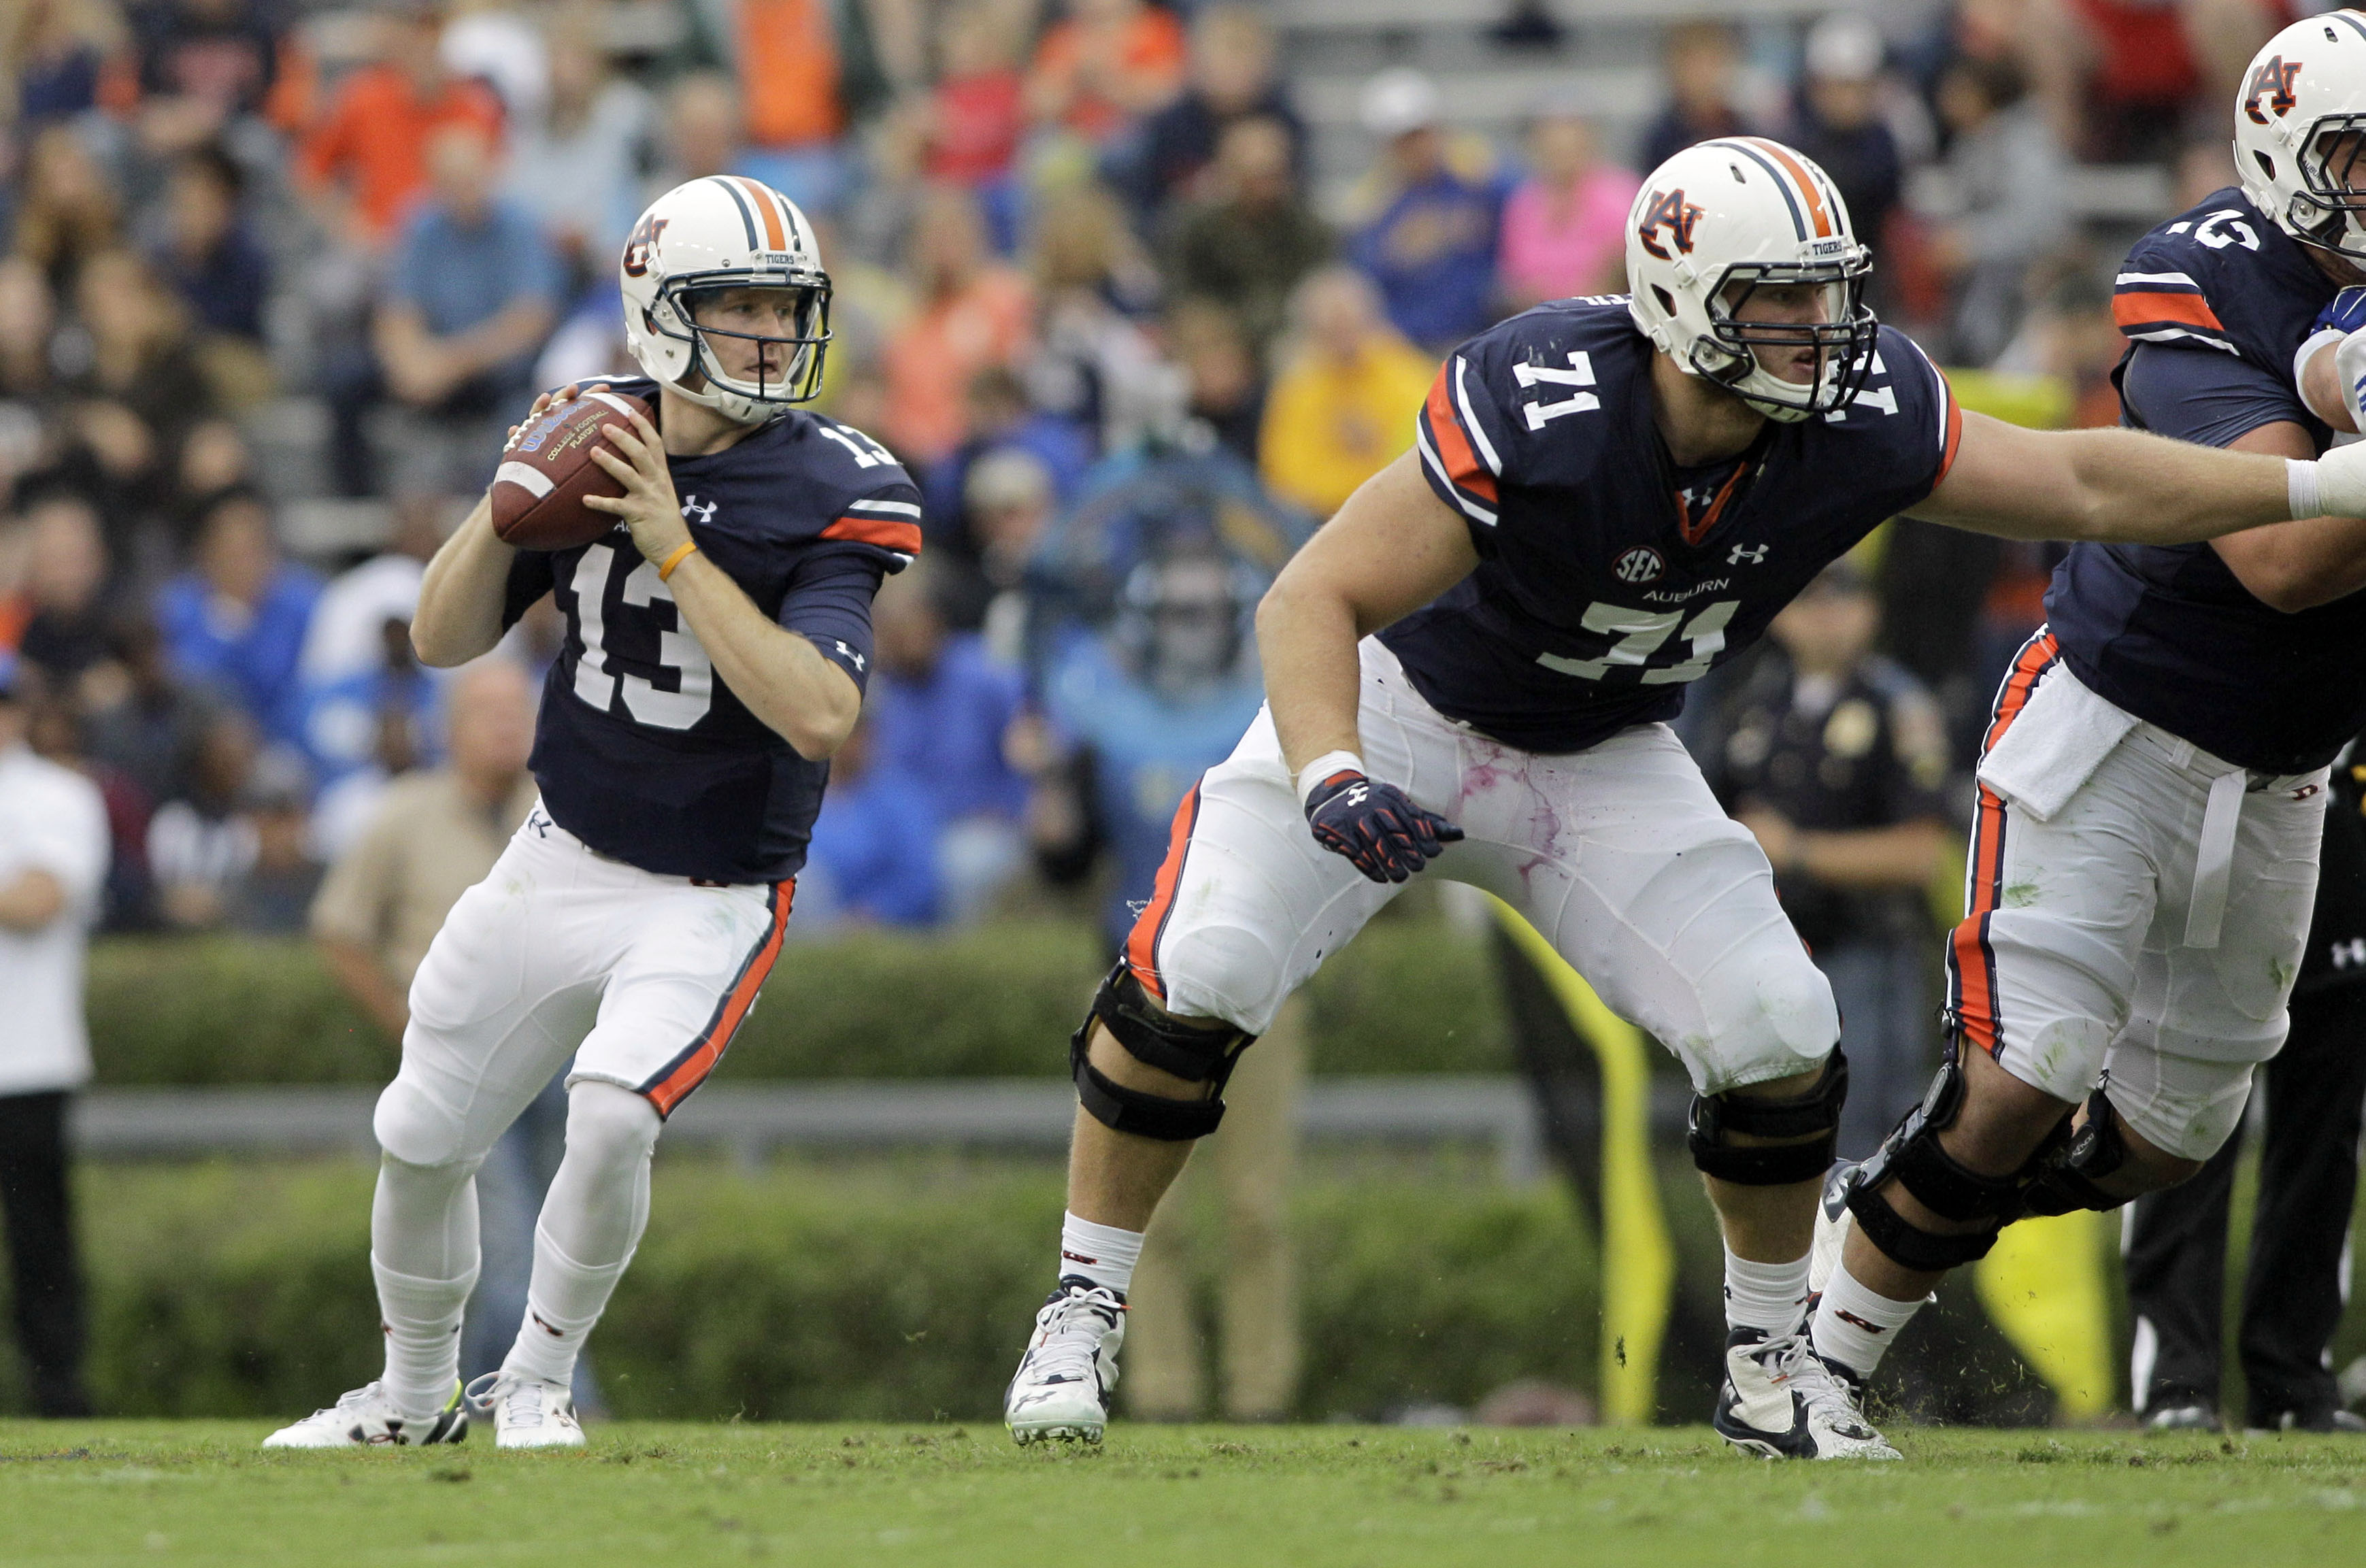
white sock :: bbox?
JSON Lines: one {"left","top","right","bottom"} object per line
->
{"left": 1722, "top": 1246, "right": 1812, "bottom": 1335}
{"left": 503, "top": 1224, "right": 629, "bottom": 1388}
{"left": 1059, "top": 1212, "right": 1144, "bottom": 1298}
{"left": 502, "top": 1083, "right": 661, "bottom": 1388}
{"left": 1812, "top": 1257, "right": 1928, "bottom": 1378}
{"left": 373, "top": 1254, "right": 476, "bottom": 1422}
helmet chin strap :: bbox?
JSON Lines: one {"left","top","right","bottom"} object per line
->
{"left": 669, "top": 338, "right": 795, "bottom": 427}
{"left": 1689, "top": 340, "right": 1821, "bottom": 424}
{"left": 666, "top": 362, "right": 731, "bottom": 413}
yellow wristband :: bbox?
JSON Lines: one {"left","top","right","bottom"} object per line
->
{"left": 657, "top": 541, "right": 699, "bottom": 582}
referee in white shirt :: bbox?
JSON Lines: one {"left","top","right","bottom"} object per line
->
{"left": 0, "top": 653, "right": 109, "bottom": 1416}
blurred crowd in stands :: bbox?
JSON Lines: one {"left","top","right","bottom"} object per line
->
{"left": 0, "top": 0, "right": 2311, "bottom": 948}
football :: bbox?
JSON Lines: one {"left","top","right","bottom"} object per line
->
{"left": 489, "top": 388, "right": 654, "bottom": 550}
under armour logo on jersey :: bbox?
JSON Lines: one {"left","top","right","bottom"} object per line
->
{"left": 1728, "top": 543, "right": 1770, "bottom": 565}
{"left": 833, "top": 639, "right": 866, "bottom": 672}
{"left": 1614, "top": 546, "right": 1665, "bottom": 584}
{"left": 2333, "top": 938, "right": 2366, "bottom": 969}
{"left": 680, "top": 496, "right": 718, "bottom": 525}
{"left": 526, "top": 807, "right": 552, "bottom": 837}
{"left": 1635, "top": 187, "right": 1705, "bottom": 259}
{"left": 2245, "top": 55, "right": 2301, "bottom": 124}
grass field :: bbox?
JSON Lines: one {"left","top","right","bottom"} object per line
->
{"left": 3, "top": 1422, "right": 2361, "bottom": 1567}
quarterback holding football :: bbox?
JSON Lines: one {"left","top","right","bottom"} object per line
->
{"left": 265, "top": 176, "right": 921, "bottom": 1448}
{"left": 1002, "top": 135, "right": 2366, "bottom": 1460}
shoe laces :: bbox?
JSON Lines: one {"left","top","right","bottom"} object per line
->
{"left": 1028, "top": 1285, "right": 1122, "bottom": 1383}
{"left": 1782, "top": 1341, "right": 1876, "bottom": 1433}
{"left": 468, "top": 1371, "right": 558, "bottom": 1428}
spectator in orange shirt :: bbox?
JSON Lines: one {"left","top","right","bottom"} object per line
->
{"left": 673, "top": 0, "right": 890, "bottom": 213}
{"left": 882, "top": 185, "right": 1032, "bottom": 466}
{"left": 293, "top": 0, "right": 502, "bottom": 250}
{"left": 1027, "top": 0, "right": 1186, "bottom": 146}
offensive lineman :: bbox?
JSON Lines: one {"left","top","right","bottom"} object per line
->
{"left": 265, "top": 177, "right": 921, "bottom": 1448}
{"left": 1806, "top": 17, "right": 2366, "bottom": 1409}
{"left": 1001, "top": 136, "right": 2366, "bottom": 1459}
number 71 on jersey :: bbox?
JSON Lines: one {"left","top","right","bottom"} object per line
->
{"left": 1537, "top": 599, "right": 1739, "bottom": 684}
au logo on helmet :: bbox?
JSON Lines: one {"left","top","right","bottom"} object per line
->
{"left": 620, "top": 215, "right": 670, "bottom": 278}
{"left": 2246, "top": 56, "right": 2302, "bottom": 124}
{"left": 1636, "top": 188, "right": 1705, "bottom": 260}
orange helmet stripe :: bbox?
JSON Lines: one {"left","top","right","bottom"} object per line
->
{"left": 731, "top": 176, "right": 787, "bottom": 251}
{"left": 1744, "top": 139, "right": 1833, "bottom": 239}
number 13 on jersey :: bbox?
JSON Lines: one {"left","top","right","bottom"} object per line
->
{"left": 568, "top": 541, "right": 716, "bottom": 729}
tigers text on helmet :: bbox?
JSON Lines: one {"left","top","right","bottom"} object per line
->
{"left": 2233, "top": 11, "right": 2366, "bottom": 263}
{"left": 620, "top": 176, "right": 832, "bottom": 424}
{"left": 1624, "top": 138, "right": 1876, "bottom": 422}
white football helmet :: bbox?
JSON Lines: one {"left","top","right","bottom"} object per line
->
{"left": 619, "top": 176, "right": 831, "bottom": 424}
{"left": 2233, "top": 11, "right": 2366, "bottom": 261}
{"left": 1625, "top": 138, "right": 1876, "bottom": 422}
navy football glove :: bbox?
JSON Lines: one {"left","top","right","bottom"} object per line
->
{"left": 2316, "top": 285, "right": 2366, "bottom": 337}
{"left": 1304, "top": 769, "right": 1464, "bottom": 884}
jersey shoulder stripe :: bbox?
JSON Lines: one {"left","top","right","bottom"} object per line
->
{"left": 1885, "top": 331, "right": 1965, "bottom": 484}
{"left": 1417, "top": 358, "right": 1501, "bottom": 524}
{"left": 2110, "top": 193, "right": 2332, "bottom": 367}
{"left": 789, "top": 413, "right": 924, "bottom": 563}
{"left": 822, "top": 512, "right": 922, "bottom": 556}
{"left": 2112, "top": 266, "right": 2235, "bottom": 353}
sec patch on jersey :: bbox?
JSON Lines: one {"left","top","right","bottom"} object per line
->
{"left": 490, "top": 389, "right": 652, "bottom": 550}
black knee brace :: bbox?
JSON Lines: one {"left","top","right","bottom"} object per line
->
{"left": 2020, "top": 1087, "right": 2131, "bottom": 1216}
{"left": 1846, "top": 1048, "right": 2071, "bottom": 1272}
{"left": 1070, "top": 963, "right": 1255, "bottom": 1142}
{"left": 1687, "top": 1050, "right": 1849, "bottom": 1186}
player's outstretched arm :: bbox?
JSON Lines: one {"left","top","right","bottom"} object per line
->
{"left": 1908, "top": 409, "right": 2366, "bottom": 550}
{"left": 586, "top": 410, "right": 861, "bottom": 759}
{"left": 2200, "top": 421, "right": 2366, "bottom": 612}
{"left": 412, "top": 492, "right": 518, "bottom": 667}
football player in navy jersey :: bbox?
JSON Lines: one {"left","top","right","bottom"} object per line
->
{"left": 265, "top": 176, "right": 921, "bottom": 1450}
{"left": 1805, "top": 16, "right": 2366, "bottom": 1417}
{"left": 1003, "top": 134, "right": 2366, "bottom": 1460}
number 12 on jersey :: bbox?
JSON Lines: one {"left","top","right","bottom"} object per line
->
{"left": 1537, "top": 599, "right": 1738, "bottom": 684}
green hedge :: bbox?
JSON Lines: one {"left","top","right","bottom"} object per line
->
{"left": 86, "top": 918, "right": 1512, "bottom": 1085}
{"left": 7, "top": 1159, "right": 1597, "bottom": 1423}
{"left": 0, "top": 1153, "right": 2224, "bottom": 1425}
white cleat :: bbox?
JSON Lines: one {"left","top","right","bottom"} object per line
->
{"left": 1714, "top": 1327, "right": 1901, "bottom": 1461}
{"left": 1005, "top": 1280, "right": 1126, "bottom": 1444}
{"left": 465, "top": 1371, "right": 585, "bottom": 1449}
{"left": 262, "top": 1380, "right": 467, "bottom": 1448}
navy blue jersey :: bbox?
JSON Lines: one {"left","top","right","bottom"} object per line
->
{"left": 2046, "top": 188, "right": 2365, "bottom": 774}
{"left": 500, "top": 381, "right": 920, "bottom": 882}
{"left": 1380, "top": 299, "right": 1961, "bottom": 753}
